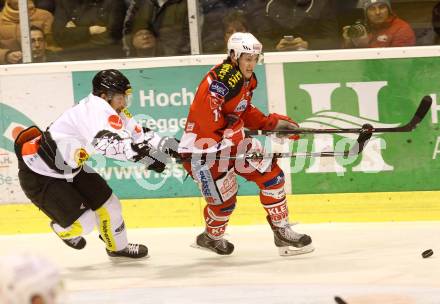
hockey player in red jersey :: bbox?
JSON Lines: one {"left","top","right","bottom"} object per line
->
{"left": 179, "top": 32, "right": 313, "bottom": 256}
{"left": 14, "top": 69, "right": 179, "bottom": 260}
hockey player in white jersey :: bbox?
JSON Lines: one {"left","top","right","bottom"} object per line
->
{"left": 14, "top": 69, "right": 179, "bottom": 259}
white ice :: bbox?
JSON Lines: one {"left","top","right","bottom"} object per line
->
{"left": 1, "top": 222, "right": 439, "bottom": 304}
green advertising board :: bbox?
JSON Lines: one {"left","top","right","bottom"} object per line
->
{"left": 284, "top": 57, "right": 439, "bottom": 194}
{"left": 72, "top": 65, "right": 268, "bottom": 198}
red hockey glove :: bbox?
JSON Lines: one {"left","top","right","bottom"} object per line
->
{"left": 223, "top": 116, "right": 245, "bottom": 146}
{"left": 264, "top": 113, "right": 300, "bottom": 140}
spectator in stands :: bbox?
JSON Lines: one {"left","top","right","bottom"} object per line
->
{"left": 202, "top": 10, "right": 248, "bottom": 54}
{"left": 223, "top": 11, "right": 248, "bottom": 48}
{"left": 30, "top": 25, "right": 59, "bottom": 62}
{"left": 52, "top": 0, "right": 126, "bottom": 61}
{"left": 342, "top": 0, "right": 415, "bottom": 48}
{"left": 200, "top": 0, "right": 250, "bottom": 54}
{"left": 126, "top": 0, "right": 190, "bottom": 57}
{"left": 0, "top": 0, "right": 55, "bottom": 64}
{"left": 130, "top": 26, "right": 159, "bottom": 57}
{"left": 252, "top": 0, "right": 339, "bottom": 51}
{"left": 0, "top": 47, "right": 21, "bottom": 64}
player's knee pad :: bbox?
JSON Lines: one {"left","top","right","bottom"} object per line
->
{"left": 95, "top": 194, "right": 127, "bottom": 251}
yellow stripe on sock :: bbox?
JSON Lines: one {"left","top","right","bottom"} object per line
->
{"left": 95, "top": 205, "right": 118, "bottom": 251}
{"left": 1, "top": 191, "right": 440, "bottom": 235}
{"left": 56, "top": 221, "right": 83, "bottom": 239}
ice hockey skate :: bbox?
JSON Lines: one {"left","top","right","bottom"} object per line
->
{"left": 106, "top": 243, "right": 149, "bottom": 260}
{"left": 266, "top": 216, "right": 314, "bottom": 256}
{"left": 192, "top": 232, "right": 234, "bottom": 255}
{"left": 50, "top": 221, "right": 86, "bottom": 250}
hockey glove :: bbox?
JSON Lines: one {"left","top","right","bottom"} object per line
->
{"left": 131, "top": 142, "right": 166, "bottom": 173}
{"left": 265, "top": 113, "right": 300, "bottom": 140}
{"left": 158, "top": 137, "right": 181, "bottom": 160}
{"left": 223, "top": 115, "right": 245, "bottom": 146}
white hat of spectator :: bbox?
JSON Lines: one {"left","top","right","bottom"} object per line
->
{"left": 227, "top": 32, "right": 263, "bottom": 60}
{"left": 0, "top": 254, "right": 63, "bottom": 304}
{"left": 363, "top": 0, "right": 391, "bottom": 10}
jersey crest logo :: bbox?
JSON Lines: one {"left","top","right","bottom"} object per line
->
{"left": 108, "top": 115, "right": 123, "bottom": 130}
{"left": 74, "top": 148, "right": 89, "bottom": 166}
{"left": 209, "top": 80, "right": 229, "bottom": 97}
{"left": 234, "top": 99, "right": 248, "bottom": 113}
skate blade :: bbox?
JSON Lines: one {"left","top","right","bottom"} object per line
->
{"left": 278, "top": 244, "right": 314, "bottom": 256}
{"left": 190, "top": 242, "right": 215, "bottom": 253}
{"left": 108, "top": 254, "right": 150, "bottom": 263}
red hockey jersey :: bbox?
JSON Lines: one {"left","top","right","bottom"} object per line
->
{"left": 179, "top": 60, "right": 278, "bottom": 154}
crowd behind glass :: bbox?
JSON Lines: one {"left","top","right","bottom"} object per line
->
{"left": 0, "top": 0, "right": 439, "bottom": 64}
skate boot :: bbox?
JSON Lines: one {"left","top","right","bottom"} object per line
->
{"left": 194, "top": 232, "right": 234, "bottom": 255}
{"left": 50, "top": 221, "right": 86, "bottom": 250}
{"left": 266, "top": 216, "right": 314, "bottom": 256}
{"left": 106, "top": 243, "right": 149, "bottom": 259}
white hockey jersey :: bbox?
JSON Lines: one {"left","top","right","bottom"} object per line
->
{"left": 21, "top": 93, "right": 162, "bottom": 179}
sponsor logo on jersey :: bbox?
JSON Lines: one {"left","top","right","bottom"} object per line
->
{"left": 121, "top": 108, "right": 133, "bottom": 118}
{"left": 234, "top": 99, "right": 248, "bottom": 112}
{"left": 209, "top": 80, "right": 229, "bottom": 97}
{"left": 228, "top": 70, "right": 242, "bottom": 88}
{"left": 74, "top": 148, "right": 89, "bottom": 166}
{"left": 108, "top": 115, "right": 123, "bottom": 130}
{"left": 186, "top": 122, "right": 195, "bottom": 132}
{"left": 134, "top": 125, "right": 142, "bottom": 134}
{"left": 217, "top": 64, "right": 233, "bottom": 80}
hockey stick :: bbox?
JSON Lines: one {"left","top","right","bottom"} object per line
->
{"left": 245, "top": 95, "right": 432, "bottom": 136}
{"left": 179, "top": 127, "right": 372, "bottom": 162}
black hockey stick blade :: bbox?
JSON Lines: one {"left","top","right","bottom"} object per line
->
{"left": 245, "top": 95, "right": 432, "bottom": 136}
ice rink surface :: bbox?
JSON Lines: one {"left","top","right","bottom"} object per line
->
{"left": 1, "top": 222, "right": 439, "bottom": 304}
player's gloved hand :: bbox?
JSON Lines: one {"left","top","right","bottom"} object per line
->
{"left": 266, "top": 113, "right": 300, "bottom": 140}
{"left": 131, "top": 142, "right": 166, "bottom": 173}
{"left": 223, "top": 114, "right": 245, "bottom": 146}
{"left": 159, "top": 137, "right": 181, "bottom": 160}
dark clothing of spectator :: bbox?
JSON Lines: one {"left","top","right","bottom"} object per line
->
{"left": 254, "top": 0, "right": 340, "bottom": 51}
{"left": 34, "top": 0, "right": 55, "bottom": 13}
{"left": 52, "top": 0, "right": 126, "bottom": 61}
{"left": 129, "top": 0, "right": 189, "bottom": 56}
{"left": 199, "top": 0, "right": 250, "bottom": 54}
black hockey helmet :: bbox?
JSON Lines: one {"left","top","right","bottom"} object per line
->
{"left": 92, "top": 69, "right": 131, "bottom": 96}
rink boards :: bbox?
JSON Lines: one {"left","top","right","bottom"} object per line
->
{"left": 1, "top": 47, "right": 440, "bottom": 231}
{"left": 1, "top": 191, "right": 440, "bottom": 234}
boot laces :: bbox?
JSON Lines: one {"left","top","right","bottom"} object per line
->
{"left": 279, "top": 224, "right": 304, "bottom": 242}
{"left": 126, "top": 243, "right": 139, "bottom": 255}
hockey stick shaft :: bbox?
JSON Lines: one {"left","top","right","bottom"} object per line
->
{"left": 179, "top": 129, "right": 372, "bottom": 161}
{"left": 245, "top": 95, "right": 432, "bottom": 136}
